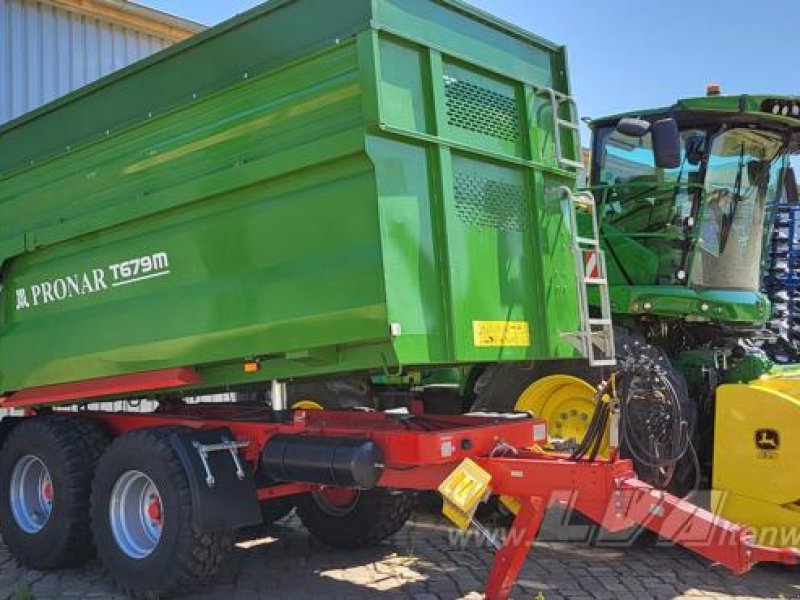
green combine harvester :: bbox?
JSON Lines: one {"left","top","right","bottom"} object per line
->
{"left": 0, "top": 1, "right": 798, "bottom": 597}
{"left": 476, "top": 88, "right": 800, "bottom": 543}
{"left": 585, "top": 91, "right": 800, "bottom": 542}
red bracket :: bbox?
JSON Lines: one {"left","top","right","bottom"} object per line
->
{"left": 484, "top": 497, "right": 545, "bottom": 600}
{"left": 256, "top": 482, "right": 315, "bottom": 501}
{"left": 2, "top": 367, "right": 201, "bottom": 408}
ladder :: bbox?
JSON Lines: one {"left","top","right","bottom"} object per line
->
{"left": 533, "top": 86, "right": 584, "bottom": 171}
{"left": 560, "top": 186, "right": 616, "bottom": 367}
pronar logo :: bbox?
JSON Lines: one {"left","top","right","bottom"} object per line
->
{"left": 14, "top": 251, "right": 170, "bottom": 311}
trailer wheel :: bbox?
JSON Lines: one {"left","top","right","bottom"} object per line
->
{"left": 297, "top": 487, "right": 412, "bottom": 549}
{"left": 91, "top": 428, "right": 231, "bottom": 598}
{"left": 260, "top": 496, "right": 295, "bottom": 524}
{"left": 0, "top": 415, "right": 108, "bottom": 570}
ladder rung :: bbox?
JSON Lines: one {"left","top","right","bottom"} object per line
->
{"left": 558, "top": 158, "right": 585, "bottom": 170}
{"left": 589, "top": 358, "right": 617, "bottom": 367}
{"left": 557, "top": 119, "right": 580, "bottom": 131}
{"left": 573, "top": 196, "right": 595, "bottom": 208}
{"left": 584, "top": 277, "right": 607, "bottom": 285}
{"left": 588, "top": 319, "right": 613, "bottom": 326}
{"left": 575, "top": 237, "right": 599, "bottom": 246}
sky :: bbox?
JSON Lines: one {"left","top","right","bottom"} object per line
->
{"left": 139, "top": 0, "right": 800, "bottom": 134}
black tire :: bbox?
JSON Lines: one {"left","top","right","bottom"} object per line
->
{"left": 472, "top": 327, "right": 696, "bottom": 497}
{"left": 91, "top": 427, "right": 231, "bottom": 599}
{"left": 260, "top": 496, "right": 295, "bottom": 524}
{"left": 287, "top": 378, "right": 372, "bottom": 410}
{"left": 238, "top": 495, "right": 296, "bottom": 541}
{"left": 237, "top": 378, "right": 373, "bottom": 410}
{"left": 0, "top": 415, "right": 108, "bottom": 570}
{"left": 296, "top": 488, "right": 412, "bottom": 549}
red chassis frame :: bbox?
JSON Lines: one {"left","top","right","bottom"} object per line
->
{"left": 63, "top": 401, "right": 799, "bottom": 600}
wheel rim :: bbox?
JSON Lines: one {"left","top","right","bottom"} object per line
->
{"left": 312, "top": 487, "right": 360, "bottom": 516}
{"left": 109, "top": 470, "right": 163, "bottom": 559}
{"left": 291, "top": 399, "right": 324, "bottom": 411}
{"left": 10, "top": 455, "right": 54, "bottom": 534}
{"left": 515, "top": 374, "right": 609, "bottom": 455}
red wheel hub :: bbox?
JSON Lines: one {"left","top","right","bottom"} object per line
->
{"left": 146, "top": 495, "right": 162, "bottom": 524}
{"left": 41, "top": 481, "right": 53, "bottom": 502}
{"left": 318, "top": 487, "right": 358, "bottom": 508}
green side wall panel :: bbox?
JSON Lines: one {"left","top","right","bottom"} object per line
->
{"left": 0, "top": 0, "right": 582, "bottom": 396}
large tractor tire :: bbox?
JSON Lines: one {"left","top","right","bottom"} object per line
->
{"left": 472, "top": 327, "right": 697, "bottom": 497}
{"left": 0, "top": 415, "right": 108, "bottom": 570}
{"left": 91, "top": 428, "right": 231, "bottom": 599}
{"left": 237, "top": 378, "right": 372, "bottom": 411}
{"left": 296, "top": 487, "right": 413, "bottom": 549}
{"left": 259, "top": 495, "right": 295, "bottom": 524}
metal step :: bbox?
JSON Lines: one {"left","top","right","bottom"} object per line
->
{"left": 588, "top": 318, "right": 613, "bottom": 326}
{"left": 588, "top": 358, "right": 617, "bottom": 367}
{"left": 557, "top": 118, "right": 580, "bottom": 131}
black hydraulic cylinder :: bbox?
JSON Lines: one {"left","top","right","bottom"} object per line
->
{"left": 261, "top": 435, "right": 383, "bottom": 488}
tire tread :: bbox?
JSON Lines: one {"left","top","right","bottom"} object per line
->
{"left": 297, "top": 488, "right": 412, "bottom": 549}
{"left": 0, "top": 414, "right": 108, "bottom": 569}
{"left": 91, "top": 427, "right": 230, "bottom": 599}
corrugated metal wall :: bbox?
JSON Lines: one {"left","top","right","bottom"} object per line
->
{"left": 0, "top": 0, "right": 181, "bottom": 125}
{"left": 0, "top": 0, "right": 218, "bottom": 412}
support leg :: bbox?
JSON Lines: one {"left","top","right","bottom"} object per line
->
{"left": 484, "top": 497, "right": 545, "bottom": 600}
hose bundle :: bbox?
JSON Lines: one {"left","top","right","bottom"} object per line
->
{"left": 568, "top": 377, "right": 612, "bottom": 462}
{"left": 570, "top": 350, "right": 697, "bottom": 491}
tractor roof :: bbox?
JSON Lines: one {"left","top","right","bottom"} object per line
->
{"left": 591, "top": 94, "right": 800, "bottom": 129}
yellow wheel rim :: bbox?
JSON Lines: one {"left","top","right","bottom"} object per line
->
{"left": 291, "top": 399, "right": 324, "bottom": 411}
{"left": 514, "top": 374, "right": 609, "bottom": 456}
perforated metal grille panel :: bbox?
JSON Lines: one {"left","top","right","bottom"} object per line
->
{"left": 454, "top": 171, "right": 526, "bottom": 231}
{"left": 443, "top": 75, "right": 519, "bottom": 143}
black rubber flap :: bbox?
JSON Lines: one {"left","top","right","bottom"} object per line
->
{"left": 170, "top": 428, "right": 262, "bottom": 532}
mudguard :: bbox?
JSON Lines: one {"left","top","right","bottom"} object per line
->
{"left": 169, "top": 428, "right": 262, "bottom": 532}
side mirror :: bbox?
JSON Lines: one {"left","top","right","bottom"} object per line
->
{"left": 616, "top": 117, "right": 650, "bottom": 138}
{"left": 785, "top": 166, "right": 799, "bottom": 203}
{"left": 651, "top": 118, "right": 681, "bottom": 169}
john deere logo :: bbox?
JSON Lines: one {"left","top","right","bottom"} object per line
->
{"left": 755, "top": 428, "right": 780, "bottom": 451}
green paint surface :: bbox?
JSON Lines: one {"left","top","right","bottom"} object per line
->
{"left": 0, "top": 0, "right": 582, "bottom": 395}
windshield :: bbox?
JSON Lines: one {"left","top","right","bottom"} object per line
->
{"left": 692, "top": 128, "right": 785, "bottom": 289}
{"left": 592, "top": 122, "right": 789, "bottom": 291}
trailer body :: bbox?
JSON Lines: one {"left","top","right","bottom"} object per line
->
{"left": 0, "top": 0, "right": 582, "bottom": 396}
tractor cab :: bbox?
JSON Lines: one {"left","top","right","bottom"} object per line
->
{"left": 588, "top": 93, "right": 800, "bottom": 326}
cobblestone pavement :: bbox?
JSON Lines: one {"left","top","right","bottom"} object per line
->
{"left": 0, "top": 509, "right": 797, "bottom": 600}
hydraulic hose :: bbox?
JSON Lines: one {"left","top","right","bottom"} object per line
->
{"left": 571, "top": 354, "right": 693, "bottom": 493}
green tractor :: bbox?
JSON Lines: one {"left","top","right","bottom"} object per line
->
{"left": 474, "top": 89, "right": 800, "bottom": 541}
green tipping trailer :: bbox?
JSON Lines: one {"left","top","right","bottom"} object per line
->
{"left": 4, "top": 5, "right": 799, "bottom": 598}
{"left": 0, "top": 0, "right": 587, "bottom": 399}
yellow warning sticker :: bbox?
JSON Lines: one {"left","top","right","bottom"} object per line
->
{"left": 472, "top": 320, "right": 530, "bottom": 347}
